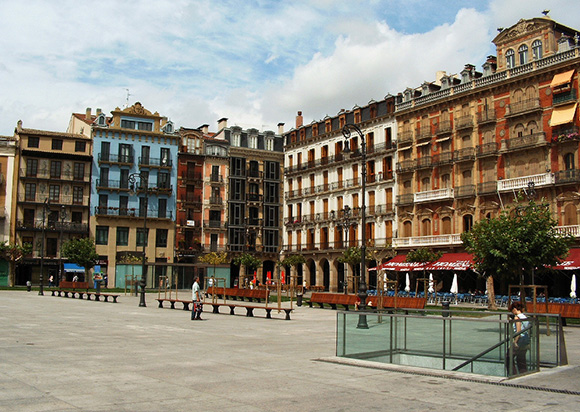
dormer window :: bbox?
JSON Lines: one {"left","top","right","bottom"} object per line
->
{"left": 249, "top": 135, "right": 258, "bottom": 149}
{"left": 532, "top": 40, "right": 543, "bottom": 60}
{"left": 162, "top": 121, "right": 174, "bottom": 134}
{"left": 505, "top": 49, "right": 515, "bottom": 69}
{"left": 96, "top": 114, "right": 106, "bottom": 127}
{"left": 232, "top": 133, "right": 241, "bottom": 146}
{"left": 518, "top": 44, "right": 528, "bottom": 65}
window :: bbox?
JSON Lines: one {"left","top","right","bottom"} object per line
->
{"left": 265, "top": 161, "right": 279, "bottom": 180}
{"left": 49, "top": 185, "right": 60, "bottom": 202}
{"left": 136, "top": 228, "right": 149, "bottom": 247}
{"left": 160, "top": 148, "right": 170, "bottom": 166}
{"left": 518, "top": 44, "right": 528, "bottom": 65}
{"left": 138, "top": 171, "right": 149, "bottom": 190}
{"left": 266, "top": 138, "right": 274, "bottom": 151}
{"left": 72, "top": 187, "right": 83, "bottom": 204}
{"left": 26, "top": 159, "right": 38, "bottom": 177}
{"left": 119, "top": 144, "right": 132, "bottom": 163}
{"left": 96, "top": 226, "right": 109, "bottom": 245}
{"left": 156, "top": 229, "right": 168, "bottom": 247}
{"left": 52, "top": 139, "right": 63, "bottom": 150}
{"left": 139, "top": 197, "right": 148, "bottom": 218}
{"left": 158, "top": 172, "right": 170, "bottom": 189}
{"left": 71, "top": 211, "right": 82, "bottom": 223}
{"left": 210, "top": 234, "right": 218, "bottom": 252}
{"left": 141, "top": 146, "right": 150, "bottom": 165}
{"left": 99, "top": 168, "right": 109, "bottom": 187}
{"left": 28, "top": 136, "right": 39, "bottom": 148}
{"left": 100, "top": 142, "right": 110, "bottom": 161}
{"left": 158, "top": 198, "right": 167, "bottom": 218}
{"left": 137, "top": 121, "right": 152, "bottom": 131}
{"left": 116, "top": 227, "right": 129, "bottom": 246}
{"left": 249, "top": 135, "right": 258, "bottom": 149}
{"left": 119, "top": 196, "right": 129, "bottom": 215}
{"left": 98, "top": 194, "right": 108, "bottom": 214}
{"left": 121, "top": 119, "right": 136, "bottom": 129}
{"left": 25, "top": 183, "right": 36, "bottom": 201}
{"left": 505, "top": 49, "right": 515, "bottom": 69}
{"left": 232, "top": 133, "right": 241, "bottom": 147}
{"left": 50, "top": 161, "right": 61, "bottom": 178}
{"left": 120, "top": 169, "right": 129, "bottom": 189}
{"left": 565, "top": 153, "right": 575, "bottom": 170}
{"left": 75, "top": 141, "right": 86, "bottom": 152}
{"left": 463, "top": 215, "right": 473, "bottom": 232}
{"left": 532, "top": 40, "right": 543, "bottom": 60}
{"left": 73, "top": 163, "right": 85, "bottom": 180}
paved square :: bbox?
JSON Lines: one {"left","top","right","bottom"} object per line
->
{"left": 0, "top": 291, "right": 578, "bottom": 411}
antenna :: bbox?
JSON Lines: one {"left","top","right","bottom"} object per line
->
{"left": 124, "top": 88, "right": 131, "bottom": 108}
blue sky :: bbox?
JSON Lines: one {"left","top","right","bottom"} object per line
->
{"left": 1, "top": 0, "right": 579, "bottom": 135}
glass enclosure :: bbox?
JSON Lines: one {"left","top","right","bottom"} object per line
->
{"left": 336, "top": 310, "right": 565, "bottom": 378}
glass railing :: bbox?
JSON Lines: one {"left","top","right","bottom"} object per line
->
{"left": 336, "top": 310, "right": 565, "bottom": 379}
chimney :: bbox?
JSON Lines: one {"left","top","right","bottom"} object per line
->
{"left": 85, "top": 108, "right": 91, "bottom": 121}
{"left": 200, "top": 124, "right": 209, "bottom": 134}
{"left": 96, "top": 108, "right": 102, "bottom": 116}
{"left": 217, "top": 117, "right": 228, "bottom": 130}
{"left": 296, "top": 111, "right": 303, "bottom": 128}
{"left": 277, "top": 122, "right": 285, "bottom": 135}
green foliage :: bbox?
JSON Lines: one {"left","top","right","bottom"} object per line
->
{"left": 338, "top": 247, "right": 362, "bottom": 265}
{"left": 61, "top": 238, "right": 99, "bottom": 271}
{"left": 233, "top": 253, "right": 262, "bottom": 271}
{"left": 280, "top": 255, "right": 305, "bottom": 267}
{"left": 406, "top": 248, "right": 442, "bottom": 264}
{"left": 198, "top": 251, "right": 229, "bottom": 266}
{"left": 461, "top": 199, "right": 573, "bottom": 283}
{"left": 0, "top": 242, "right": 32, "bottom": 261}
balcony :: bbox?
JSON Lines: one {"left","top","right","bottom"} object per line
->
{"left": 181, "top": 171, "right": 203, "bottom": 182}
{"left": 414, "top": 188, "right": 454, "bottom": 203}
{"left": 552, "top": 126, "right": 580, "bottom": 144}
{"left": 247, "top": 193, "right": 263, "bottom": 203}
{"left": 96, "top": 179, "right": 129, "bottom": 191}
{"left": 247, "top": 170, "right": 263, "bottom": 180}
{"left": 19, "top": 169, "right": 91, "bottom": 182}
{"left": 415, "top": 127, "right": 431, "bottom": 141}
{"left": 477, "top": 110, "right": 497, "bottom": 124}
{"left": 477, "top": 142, "right": 499, "bottom": 157}
{"left": 553, "top": 89, "right": 577, "bottom": 106}
{"left": 555, "top": 225, "right": 580, "bottom": 238}
{"left": 455, "top": 184, "right": 476, "bottom": 198}
{"left": 203, "top": 220, "right": 226, "bottom": 229}
{"left": 209, "top": 196, "right": 223, "bottom": 205}
{"left": 138, "top": 156, "right": 172, "bottom": 168}
{"left": 497, "top": 172, "right": 554, "bottom": 193}
{"left": 181, "top": 195, "right": 202, "bottom": 204}
{"left": 393, "top": 234, "right": 462, "bottom": 248}
{"left": 396, "top": 193, "right": 414, "bottom": 206}
{"left": 505, "top": 98, "right": 541, "bottom": 118}
{"left": 477, "top": 181, "right": 497, "bottom": 195}
{"left": 416, "top": 156, "right": 433, "bottom": 170}
{"left": 94, "top": 206, "right": 172, "bottom": 219}
{"left": 210, "top": 174, "right": 225, "bottom": 183}
{"left": 455, "top": 115, "right": 473, "bottom": 130}
{"left": 398, "top": 130, "right": 413, "bottom": 145}
{"left": 502, "top": 132, "right": 547, "bottom": 151}
{"left": 455, "top": 147, "right": 476, "bottom": 162}
{"left": 554, "top": 169, "right": 580, "bottom": 185}
{"left": 434, "top": 120, "right": 452, "bottom": 136}
{"left": 396, "top": 159, "right": 416, "bottom": 173}
{"left": 18, "top": 193, "right": 90, "bottom": 206}
{"left": 98, "top": 153, "right": 134, "bottom": 165}
{"left": 16, "top": 220, "right": 89, "bottom": 233}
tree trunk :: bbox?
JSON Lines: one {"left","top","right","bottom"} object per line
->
{"left": 487, "top": 275, "right": 497, "bottom": 310}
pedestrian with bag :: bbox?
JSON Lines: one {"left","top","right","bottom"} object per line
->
{"left": 191, "top": 276, "right": 203, "bottom": 321}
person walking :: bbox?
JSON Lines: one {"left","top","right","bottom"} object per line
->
{"left": 507, "top": 301, "right": 531, "bottom": 374}
{"left": 191, "top": 276, "right": 203, "bottom": 320}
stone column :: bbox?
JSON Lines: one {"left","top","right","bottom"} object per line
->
{"left": 329, "top": 259, "right": 338, "bottom": 292}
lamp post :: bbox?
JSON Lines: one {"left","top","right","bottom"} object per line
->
{"left": 342, "top": 123, "right": 369, "bottom": 329}
{"left": 340, "top": 205, "right": 355, "bottom": 294}
{"left": 59, "top": 204, "right": 67, "bottom": 287}
{"left": 39, "top": 198, "right": 51, "bottom": 296}
{"left": 129, "top": 172, "right": 149, "bottom": 307}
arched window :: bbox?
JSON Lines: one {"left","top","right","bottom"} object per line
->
{"left": 403, "top": 221, "right": 412, "bottom": 237}
{"left": 506, "top": 49, "right": 515, "bottom": 69}
{"left": 442, "top": 217, "right": 452, "bottom": 234}
{"left": 514, "top": 123, "right": 525, "bottom": 138}
{"left": 532, "top": 40, "right": 543, "bottom": 60}
{"left": 421, "top": 219, "right": 431, "bottom": 236}
{"left": 463, "top": 214, "right": 473, "bottom": 232}
{"left": 564, "top": 203, "right": 578, "bottom": 226}
{"left": 441, "top": 173, "right": 451, "bottom": 188}
{"left": 518, "top": 44, "right": 529, "bottom": 65}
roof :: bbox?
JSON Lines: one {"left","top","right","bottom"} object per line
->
{"left": 17, "top": 127, "right": 89, "bottom": 140}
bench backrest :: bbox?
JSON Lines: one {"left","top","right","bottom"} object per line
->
{"left": 60, "top": 281, "right": 90, "bottom": 290}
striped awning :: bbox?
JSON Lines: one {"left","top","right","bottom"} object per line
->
{"left": 550, "top": 103, "right": 577, "bottom": 126}
{"left": 550, "top": 69, "right": 575, "bottom": 88}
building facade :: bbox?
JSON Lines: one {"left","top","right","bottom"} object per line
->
{"left": 0, "top": 135, "right": 18, "bottom": 286}
{"left": 13, "top": 121, "right": 92, "bottom": 286}
{"left": 68, "top": 103, "right": 178, "bottom": 288}
{"left": 283, "top": 100, "right": 398, "bottom": 292}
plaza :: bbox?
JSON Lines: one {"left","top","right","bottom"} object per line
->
{"left": 1, "top": 291, "right": 579, "bottom": 411}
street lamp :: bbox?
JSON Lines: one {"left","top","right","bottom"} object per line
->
{"left": 129, "top": 172, "right": 149, "bottom": 307}
{"left": 342, "top": 123, "right": 369, "bottom": 329}
{"left": 39, "top": 198, "right": 51, "bottom": 296}
{"left": 59, "top": 204, "right": 67, "bottom": 287}
{"left": 339, "top": 205, "right": 355, "bottom": 294}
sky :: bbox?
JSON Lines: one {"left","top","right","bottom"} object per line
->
{"left": 1, "top": 0, "right": 580, "bottom": 136}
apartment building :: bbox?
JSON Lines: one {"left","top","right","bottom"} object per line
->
{"left": 68, "top": 103, "right": 178, "bottom": 288}
{"left": 0, "top": 135, "right": 18, "bottom": 286}
{"left": 13, "top": 121, "right": 92, "bottom": 286}
{"left": 283, "top": 100, "right": 398, "bottom": 292}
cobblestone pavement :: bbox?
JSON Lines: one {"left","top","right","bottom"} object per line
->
{"left": 0, "top": 291, "right": 578, "bottom": 411}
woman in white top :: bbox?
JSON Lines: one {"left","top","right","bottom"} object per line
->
{"left": 508, "top": 301, "right": 530, "bottom": 374}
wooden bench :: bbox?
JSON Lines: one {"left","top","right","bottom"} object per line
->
{"left": 51, "top": 288, "right": 119, "bottom": 303}
{"left": 156, "top": 298, "right": 192, "bottom": 310}
{"left": 208, "top": 302, "right": 292, "bottom": 320}
{"left": 544, "top": 302, "right": 580, "bottom": 324}
{"left": 308, "top": 293, "right": 358, "bottom": 310}
{"left": 208, "top": 287, "right": 269, "bottom": 303}
{"left": 308, "top": 293, "right": 427, "bottom": 310}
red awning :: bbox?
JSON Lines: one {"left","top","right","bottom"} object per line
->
{"left": 425, "top": 253, "right": 474, "bottom": 271}
{"left": 376, "top": 255, "right": 429, "bottom": 272}
{"left": 552, "top": 248, "right": 580, "bottom": 270}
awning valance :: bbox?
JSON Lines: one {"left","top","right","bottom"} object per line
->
{"left": 424, "top": 253, "right": 474, "bottom": 271}
{"left": 64, "top": 263, "right": 85, "bottom": 273}
{"left": 550, "top": 69, "right": 575, "bottom": 88}
{"left": 552, "top": 248, "right": 580, "bottom": 270}
{"left": 375, "top": 255, "right": 427, "bottom": 272}
{"left": 550, "top": 103, "right": 577, "bottom": 127}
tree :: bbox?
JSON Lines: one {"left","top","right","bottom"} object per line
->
{"left": 461, "top": 198, "right": 572, "bottom": 310}
{"left": 198, "top": 251, "right": 229, "bottom": 278}
{"left": 0, "top": 242, "right": 33, "bottom": 287}
{"left": 61, "top": 238, "right": 99, "bottom": 281}
{"left": 233, "top": 253, "right": 262, "bottom": 282}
